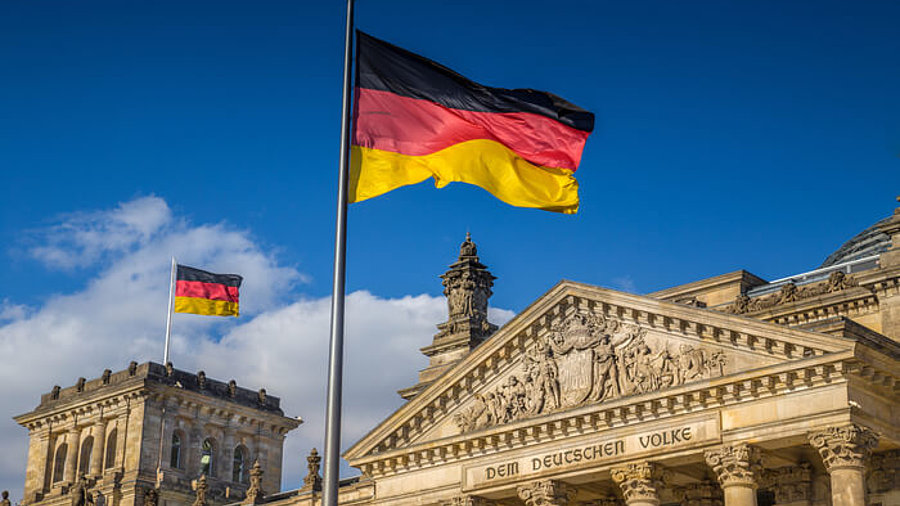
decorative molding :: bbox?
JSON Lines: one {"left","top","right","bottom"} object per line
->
{"left": 517, "top": 480, "right": 577, "bottom": 506}
{"left": 611, "top": 462, "right": 666, "bottom": 504}
{"left": 455, "top": 312, "right": 726, "bottom": 432}
{"left": 808, "top": 424, "right": 878, "bottom": 471}
{"left": 704, "top": 443, "right": 762, "bottom": 488}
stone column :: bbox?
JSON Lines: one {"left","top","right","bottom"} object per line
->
{"left": 676, "top": 480, "right": 723, "bottom": 506}
{"left": 704, "top": 443, "right": 762, "bottom": 506}
{"left": 90, "top": 420, "right": 107, "bottom": 478}
{"left": 808, "top": 424, "right": 878, "bottom": 506}
{"left": 611, "top": 462, "right": 666, "bottom": 506}
{"left": 63, "top": 427, "right": 81, "bottom": 484}
{"left": 517, "top": 480, "right": 577, "bottom": 506}
{"left": 766, "top": 463, "right": 812, "bottom": 506}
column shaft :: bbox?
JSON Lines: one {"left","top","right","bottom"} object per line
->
{"left": 828, "top": 468, "right": 865, "bottom": 506}
{"left": 722, "top": 486, "right": 755, "bottom": 506}
{"left": 90, "top": 421, "right": 106, "bottom": 478}
{"left": 64, "top": 428, "right": 81, "bottom": 483}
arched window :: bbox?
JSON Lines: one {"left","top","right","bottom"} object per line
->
{"left": 78, "top": 436, "right": 94, "bottom": 475}
{"left": 200, "top": 438, "right": 215, "bottom": 476}
{"left": 170, "top": 432, "right": 183, "bottom": 469}
{"left": 52, "top": 443, "right": 68, "bottom": 483}
{"left": 104, "top": 429, "right": 117, "bottom": 469}
{"left": 232, "top": 446, "right": 248, "bottom": 483}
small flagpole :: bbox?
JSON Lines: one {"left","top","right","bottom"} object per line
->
{"left": 323, "top": 1, "right": 355, "bottom": 506}
{"left": 163, "top": 256, "right": 176, "bottom": 365}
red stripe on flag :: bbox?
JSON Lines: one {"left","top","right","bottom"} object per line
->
{"left": 353, "top": 88, "right": 589, "bottom": 171}
{"left": 175, "top": 280, "right": 240, "bottom": 303}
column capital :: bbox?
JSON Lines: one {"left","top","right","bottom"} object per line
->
{"left": 808, "top": 424, "right": 878, "bottom": 471}
{"left": 442, "top": 494, "right": 493, "bottom": 506}
{"left": 675, "top": 480, "right": 723, "bottom": 506}
{"left": 611, "top": 462, "right": 666, "bottom": 505}
{"left": 704, "top": 443, "right": 762, "bottom": 489}
{"left": 517, "top": 480, "right": 577, "bottom": 506}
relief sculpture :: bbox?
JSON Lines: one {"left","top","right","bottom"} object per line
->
{"left": 454, "top": 312, "right": 727, "bottom": 432}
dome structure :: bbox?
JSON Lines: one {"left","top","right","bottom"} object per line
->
{"left": 820, "top": 216, "right": 892, "bottom": 268}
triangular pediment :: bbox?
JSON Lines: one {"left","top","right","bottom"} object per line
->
{"left": 344, "top": 280, "right": 860, "bottom": 465}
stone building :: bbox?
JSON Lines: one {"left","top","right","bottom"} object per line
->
{"left": 286, "top": 203, "right": 899, "bottom": 506}
{"left": 13, "top": 362, "right": 301, "bottom": 506}
{"left": 13, "top": 202, "right": 900, "bottom": 506}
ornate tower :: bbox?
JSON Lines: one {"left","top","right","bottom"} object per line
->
{"left": 399, "top": 233, "right": 498, "bottom": 400}
{"left": 14, "top": 362, "right": 301, "bottom": 506}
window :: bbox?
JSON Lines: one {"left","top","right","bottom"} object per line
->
{"left": 78, "top": 437, "right": 93, "bottom": 476}
{"left": 52, "top": 443, "right": 68, "bottom": 483}
{"left": 170, "top": 433, "right": 182, "bottom": 469}
{"left": 232, "top": 446, "right": 248, "bottom": 483}
{"left": 104, "top": 429, "right": 117, "bottom": 469}
{"left": 200, "top": 438, "right": 214, "bottom": 476}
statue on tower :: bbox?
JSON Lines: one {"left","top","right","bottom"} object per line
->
{"left": 437, "top": 233, "right": 498, "bottom": 343}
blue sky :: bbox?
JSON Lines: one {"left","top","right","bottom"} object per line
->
{"left": 0, "top": 0, "right": 898, "bottom": 496}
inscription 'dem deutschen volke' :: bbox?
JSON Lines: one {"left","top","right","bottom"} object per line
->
{"left": 464, "top": 418, "right": 718, "bottom": 490}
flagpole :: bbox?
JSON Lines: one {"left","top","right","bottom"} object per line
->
{"left": 163, "top": 256, "right": 176, "bottom": 365}
{"left": 323, "top": 1, "right": 355, "bottom": 505}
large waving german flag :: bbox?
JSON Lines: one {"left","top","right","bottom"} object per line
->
{"left": 350, "top": 32, "right": 594, "bottom": 214}
{"left": 174, "top": 265, "right": 242, "bottom": 317}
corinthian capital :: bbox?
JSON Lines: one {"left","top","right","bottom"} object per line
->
{"left": 704, "top": 444, "right": 762, "bottom": 488}
{"left": 517, "top": 480, "right": 577, "bottom": 506}
{"left": 611, "top": 462, "right": 666, "bottom": 505}
{"left": 808, "top": 424, "right": 878, "bottom": 471}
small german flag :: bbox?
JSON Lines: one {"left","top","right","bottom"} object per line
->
{"left": 174, "top": 265, "right": 242, "bottom": 317}
{"left": 351, "top": 31, "right": 594, "bottom": 214}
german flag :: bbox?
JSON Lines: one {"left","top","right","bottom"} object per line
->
{"left": 350, "top": 31, "right": 594, "bottom": 214}
{"left": 174, "top": 265, "right": 242, "bottom": 317}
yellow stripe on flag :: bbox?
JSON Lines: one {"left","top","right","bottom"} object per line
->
{"left": 350, "top": 139, "right": 579, "bottom": 214}
{"left": 174, "top": 296, "right": 239, "bottom": 317}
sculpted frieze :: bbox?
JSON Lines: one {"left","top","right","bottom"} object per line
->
{"left": 454, "top": 312, "right": 727, "bottom": 432}
{"left": 725, "top": 271, "right": 858, "bottom": 314}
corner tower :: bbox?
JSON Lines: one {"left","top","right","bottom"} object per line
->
{"left": 399, "top": 233, "right": 498, "bottom": 400}
{"left": 14, "top": 362, "right": 301, "bottom": 506}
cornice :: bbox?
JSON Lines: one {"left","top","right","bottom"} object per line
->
{"left": 350, "top": 351, "right": 888, "bottom": 478}
{"left": 648, "top": 270, "right": 767, "bottom": 301}
{"left": 14, "top": 385, "right": 146, "bottom": 430}
{"left": 344, "top": 281, "right": 860, "bottom": 463}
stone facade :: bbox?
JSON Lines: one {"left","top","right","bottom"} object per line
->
{"left": 14, "top": 363, "right": 300, "bottom": 506}
{"left": 12, "top": 203, "right": 900, "bottom": 506}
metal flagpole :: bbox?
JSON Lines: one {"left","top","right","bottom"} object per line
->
{"left": 323, "top": 1, "right": 355, "bottom": 506}
{"left": 163, "top": 256, "right": 177, "bottom": 365}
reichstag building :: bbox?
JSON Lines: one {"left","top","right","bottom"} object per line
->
{"left": 12, "top": 202, "right": 900, "bottom": 506}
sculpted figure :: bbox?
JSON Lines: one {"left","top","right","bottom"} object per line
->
{"left": 589, "top": 335, "right": 619, "bottom": 402}
{"left": 632, "top": 344, "right": 659, "bottom": 393}
{"left": 71, "top": 475, "right": 92, "bottom": 506}
{"left": 502, "top": 376, "right": 527, "bottom": 421}
{"left": 1, "top": 490, "right": 11, "bottom": 506}
{"left": 676, "top": 344, "right": 707, "bottom": 384}
{"left": 485, "top": 393, "right": 503, "bottom": 424}
{"left": 653, "top": 347, "right": 676, "bottom": 388}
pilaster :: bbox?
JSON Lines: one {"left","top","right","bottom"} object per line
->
{"left": 808, "top": 424, "right": 878, "bottom": 506}
{"left": 704, "top": 444, "right": 762, "bottom": 506}
{"left": 611, "top": 462, "right": 666, "bottom": 506}
{"left": 517, "top": 480, "right": 577, "bottom": 506}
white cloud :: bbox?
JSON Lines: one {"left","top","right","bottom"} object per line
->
{"left": 0, "top": 197, "right": 515, "bottom": 498}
